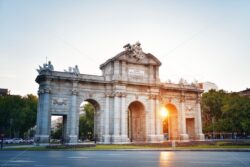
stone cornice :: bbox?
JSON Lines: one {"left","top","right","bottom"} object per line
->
{"left": 36, "top": 72, "right": 203, "bottom": 95}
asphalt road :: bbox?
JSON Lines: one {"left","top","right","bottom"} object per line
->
{"left": 0, "top": 151, "right": 250, "bottom": 167}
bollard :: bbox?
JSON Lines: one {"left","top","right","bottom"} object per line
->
{"left": 172, "top": 140, "right": 176, "bottom": 149}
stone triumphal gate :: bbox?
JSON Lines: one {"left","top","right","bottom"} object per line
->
{"left": 35, "top": 42, "right": 204, "bottom": 145}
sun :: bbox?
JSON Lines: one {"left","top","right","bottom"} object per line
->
{"left": 160, "top": 107, "right": 168, "bottom": 118}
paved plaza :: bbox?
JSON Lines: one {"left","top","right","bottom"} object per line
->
{"left": 1, "top": 151, "right": 250, "bottom": 167}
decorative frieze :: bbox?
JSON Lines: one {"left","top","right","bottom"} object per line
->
{"left": 52, "top": 98, "right": 67, "bottom": 106}
{"left": 185, "top": 105, "right": 194, "bottom": 112}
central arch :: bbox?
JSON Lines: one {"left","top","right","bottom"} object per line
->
{"left": 78, "top": 99, "right": 101, "bottom": 142}
{"left": 128, "top": 101, "right": 146, "bottom": 142}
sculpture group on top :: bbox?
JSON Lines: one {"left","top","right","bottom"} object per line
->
{"left": 37, "top": 61, "right": 54, "bottom": 73}
{"left": 123, "top": 41, "right": 144, "bottom": 61}
{"left": 37, "top": 61, "right": 80, "bottom": 75}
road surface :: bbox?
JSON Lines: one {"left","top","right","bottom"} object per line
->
{"left": 0, "top": 151, "right": 250, "bottom": 167}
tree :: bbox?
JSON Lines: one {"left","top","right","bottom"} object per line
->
{"left": 201, "top": 90, "right": 250, "bottom": 137}
{"left": 79, "top": 103, "right": 94, "bottom": 140}
{"left": 0, "top": 94, "right": 38, "bottom": 138}
{"left": 51, "top": 122, "right": 63, "bottom": 139}
{"left": 201, "top": 90, "right": 226, "bottom": 133}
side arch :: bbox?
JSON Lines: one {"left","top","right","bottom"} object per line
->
{"left": 127, "top": 100, "right": 146, "bottom": 142}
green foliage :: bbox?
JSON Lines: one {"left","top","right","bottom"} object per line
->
{"left": 51, "top": 122, "right": 63, "bottom": 139}
{"left": 201, "top": 90, "right": 250, "bottom": 134}
{"left": 79, "top": 103, "right": 94, "bottom": 140}
{"left": 0, "top": 94, "right": 38, "bottom": 138}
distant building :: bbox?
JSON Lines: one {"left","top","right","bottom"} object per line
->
{"left": 238, "top": 88, "right": 250, "bottom": 98}
{"left": 0, "top": 88, "right": 10, "bottom": 96}
{"left": 199, "top": 82, "right": 218, "bottom": 93}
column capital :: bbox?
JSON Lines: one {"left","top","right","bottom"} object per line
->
{"left": 180, "top": 95, "right": 185, "bottom": 103}
{"left": 114, "top": 91, "right": 126, "bottom": 97}
{"left": 196, "top": 97, "right": 201, "bottom": 104}
{"left": 38, "top": 88, "right": 51, "bottom": 95}
{"left": 148, "top": 94, "right": 157, "bottom": 100}
{"left": 105, "top": 93, "right": 112, "bottom": 97}
{"left": 72, "top": 89, "right": 78, "bottom": 95}
{"left": 196, "top": 93, "right": 201, "bottom": 103}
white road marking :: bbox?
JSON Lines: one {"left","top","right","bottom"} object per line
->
{"left": 96, "top": 160, "right": 123, "bottom": 162}
{"left": 106, "top": 154, "right": 127, "bottom": 156}
{"left": 1, "top": 164, "right": 21, "bottom": 166}
{"left": 34, "top": 165, "right": 49, "bottom": 167}
{"left": 190, "top": 161, "right": 232, "bottom": 165}
{"left": 67, "top": 157, "right": 88, "bottom": 159}
{"left": 9, "top": 160, "right": 35, "bottom": 163}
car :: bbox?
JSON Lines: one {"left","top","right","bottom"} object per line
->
{"left": 25, "top": 138, "right": 34, "bottom": 144}
{"left": 12, "top": 138, "right": 24, "bottom": 144}
{"left": 3, "top": 138, "right": 14, "bottom": 144}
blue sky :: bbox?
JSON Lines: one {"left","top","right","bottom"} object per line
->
{"left": 0, "top": 0, "right": 249, "bottom": 95}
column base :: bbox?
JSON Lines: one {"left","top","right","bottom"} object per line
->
{"left": 155, "top": 135, "right": 164, "bottom": 142}
{"left": 147, "top": 135, "right": 158, "bottom": 143}
{"left": 103, "top": 135, "right": 111, "bottom": 144}
{"left": 66, "top": 135, "right": 78, "bottom": 144}
{"left": 34, "top": 135, "right": 50, "bottom": 146}
{"left": 111, "top": 135, "right": 122, "bottom": 143}
{"left": 180, "top": 134, "right": 189, "bottom": 140}
{"left": 196, "top": 133, "right": 205, "bottom": 140}
{"left": 120, "top": 135, "right": 130, "bottom": 143}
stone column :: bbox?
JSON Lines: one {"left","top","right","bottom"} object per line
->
{"left": 196, "top": 96, "right": 205, "bottom": 140}
{"left": 99, "top": 109, "right": 104, "bottom": 142}
{"left": 103, "top": 94, "right": 110, "bottom": 143}
{"left": 35, "top": 84, "right": 51, "bottom": 145}
{"left": 147, "top": 95, "right": 156, "bottom": 142}
{"left": 35, "top": 93, "right": 42, "bottom": 138}
{"left": 68, "top": 82, "right": 78, "bottom": 144}
{"left": 156, "top": 96, "right": 164, "bottom": 142}
{"left": 113, "top": 61, "right": 120, "bottom": 80}
{"left": 148, "top": 65, "right": 154, "bottom": 83}
{"left": 121, "top": 93, "right": 129, "bottom": 143}
{"left": 112, "top": 92, "right": 121, "bottom": 143}
{"left": 121, "top": 61, "right": 127, "bottom": 81}
{"left": 180, "top": 94, "right": 189, "bottom": 140}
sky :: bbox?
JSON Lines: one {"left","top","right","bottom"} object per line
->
{"left": 0, "top": 0, "right": 250, "bottom": 95}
